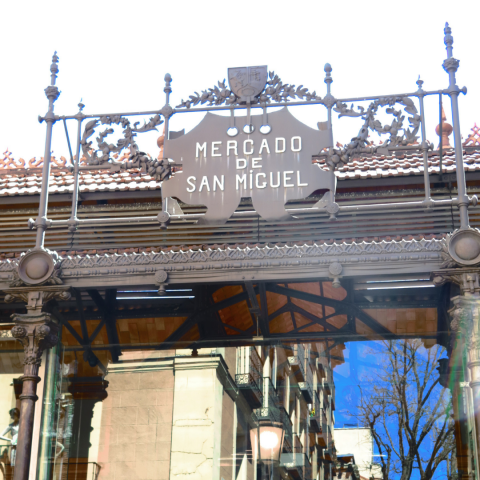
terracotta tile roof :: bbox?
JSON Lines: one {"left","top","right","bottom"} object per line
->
{"left": 1, "top": 122, "right": 480, "bottom": 196}
{"left": 314, "top": 149, "right": 480, "bottom": 180}
{"left": 0, "top": 168, "right": 160, "bottom": 197}
{"left": 3, "top": 150, "right": 480, "bottom": 197}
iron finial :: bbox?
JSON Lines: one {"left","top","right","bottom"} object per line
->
{"left": 416, "top": 75, "right": 424, "bottom": 90}
{"left": 444, "top": 22, "right": 454, "bottom": 57}
{"left": 50, "top": 51, "right": 59, "bottom": 86}
{"left": 324, "top": 63, "right": 332, "bottom": 81}
{"left": 164, "top": 73, "right": 172, "bottom": 106}
{"left": 164, "top": 73, "right": 172, "bottom": 93}
{"left": 78, "top": 99, "right": 85, "bottom": 112}
{"left": 44, "top": 52, "right": 60, "bottom": 103}
{"left": 324, "top": 63, "right": 333, "bottom": 96}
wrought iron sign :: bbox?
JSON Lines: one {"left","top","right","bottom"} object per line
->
{"left": 163, "top": 108, "right": 333, "bottom": 224}
{"left": 12, "top": 23, "right": 480, "bottom": 289}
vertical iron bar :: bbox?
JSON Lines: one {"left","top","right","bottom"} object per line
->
{"left": 443, "top": 23, "right": 469, "bottom": 228}
{"left": 416, "top": 78, "right": 431, "bottom": 201}
{"left": 36, "top": 53, "right": 61, "bottom": 248}
{"left": 163, "top": 73, "right": 172, "bottom": 140}
{"left": 439, "top": 94, "right": 444, "bottom": 181}
{"left": 162, "top": 74, "right": 172, "bottom": 216}
{"left": 67, "top": 104, "right": 85, "bottom": 232}
{"left": 324, "top": 63, "right": 333, "bottom": 130}
{"left": 323, "top": 63, "right": 336, "bottom": 212}
{"left": 62, "top": 120, "right": 74, "bottom": 161}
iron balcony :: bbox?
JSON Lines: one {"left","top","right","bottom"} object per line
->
{"left": 287, "top": 344, "right": 307, "bottom": 382}
{"left": 235, "top": 346, "right": 263, "bottom": 409}
{"left": 309, "top": 392, "right": 322, "bottom": 433}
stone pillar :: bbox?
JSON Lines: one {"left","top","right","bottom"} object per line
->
{"left": 3, "top": 286, "right": 70, "bottom": 480}
{"left": 433, "top": 268, "right": 480, "bottom": 476}
{"left": 448, "top": 300, "right": 474, "bottom": 479}
{"left": 452, "top": 295, "right": 480, "bottom": 474}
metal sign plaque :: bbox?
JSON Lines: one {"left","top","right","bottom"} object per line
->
{"left": 162, "top": 108, "right": 334, "bottom": 224}
{"left": 228, "top": 66, "right": 268, "bottom": 102}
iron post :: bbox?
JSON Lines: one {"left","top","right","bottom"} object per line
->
{"left": 161, "top": 74, "right": 172, "bottom": 221}
{"left": 324, "top": 63, "right": 333, "bottom": 130}
{"left": 163, "top": 73, "right": 172, "bottom": 140}
{"left": 36, "top": 53, "right": 60, "bottom": 248}
{"left": 323, "top": 63, "right": 337, "bottom": 216}
{"left": 67, "top": 103, "right": 85, "bottom": 233}
{"left": 443, "top": 23, "right": 469, "bottom": 228}
{"left": 416, "top": 77, "right": 432, "bottom": 202}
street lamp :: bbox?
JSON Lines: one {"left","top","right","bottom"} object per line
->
{"left": 251, "top": 419, "right": 285, "bottom": 478}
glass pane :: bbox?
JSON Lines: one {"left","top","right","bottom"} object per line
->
{"left": 32, "top": 281, "right": 473, "bottom": 480}
{"left": 0, "top": 325, "right": 23, "bottom": 480}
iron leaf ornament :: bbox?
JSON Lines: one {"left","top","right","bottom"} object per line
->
{"left": 81, "top": 114, "right": 163, "bottom": 164}
{"left": 79, "top": 113, "right": 172, "bottom": 180}
{"left": 327, "top": 96, "right": 421, "bottom": 168}
{"left": 176, "top": 71, "right": 323, "bottom": 109}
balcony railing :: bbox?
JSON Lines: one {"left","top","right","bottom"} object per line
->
{"left": 318, "top": 408, "right": 328, "bottom": 447}
{"left": 0, "top": 444, "right": 14, "bottom": 472}
{"left": 324, "top": 380, "right": 332, "bottom": 396}
{"left": 281, "top": 406, "right": 293, "bottom": 453}
{"left": 236, "top": 346, "right": 263, "bottom": 409}
{"left": 309, "top": 392, "right": 321, "bottom": 433}
{"left": 288, "top": 344, "right": 306, "bottom": 382}
{"left": 280, "top": 448, "right": 311, "bottom": 480}
{"left": 66, "top": 461, "right": 102, "bottom": 480}
{"left": 254, "top": 377, "right": 282, "bottom": 421}
{"left": 299, "top": 361, "right": 314, "bottom": 403}
{"left": 317, "top": 361, "right": 327, "bottom": 379}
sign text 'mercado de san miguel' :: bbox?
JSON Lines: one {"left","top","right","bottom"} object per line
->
{"left": 162, "top": 108, "right": 334, "bottom": 224}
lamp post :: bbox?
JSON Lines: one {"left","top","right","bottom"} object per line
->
{"left": 251, "top": 419, "right": 285, "bottom": 479}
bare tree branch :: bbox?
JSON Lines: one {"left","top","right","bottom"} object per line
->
{"left": 352, "top": 340, "right": 454, "bottom": 480}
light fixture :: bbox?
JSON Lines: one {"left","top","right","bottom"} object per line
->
{"left": 250, "top": 420, "right": 285, "bottom": 465}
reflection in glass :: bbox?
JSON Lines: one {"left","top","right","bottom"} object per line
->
{"left": 0, "top": 408, "right": 19, "bottom": 466}
{"left": 335, "top": 340, "right": 459, "bottom": 479}
{"left": 15, "top": 323, "right": 471, "bottom": 479}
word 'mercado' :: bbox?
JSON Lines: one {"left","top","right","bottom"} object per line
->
{"left": 186, "top": 137, "right": 308, "bottom": 192}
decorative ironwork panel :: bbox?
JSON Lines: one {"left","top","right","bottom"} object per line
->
{"left": 288, "top": 344, "right": 306, "bottom": 381}
{"left": 235, "top": 346, "right": 263, "bottom": 409}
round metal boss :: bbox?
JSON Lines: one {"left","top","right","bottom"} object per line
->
{"left": 448, "top": 229, "right": 480, "bottom": 265}
{"left": 18, "top": 250, "right": 55, "bottom": 285}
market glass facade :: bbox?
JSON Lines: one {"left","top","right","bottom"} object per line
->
{"left": 1, "top": 310, "right": 469, "bottom": 480}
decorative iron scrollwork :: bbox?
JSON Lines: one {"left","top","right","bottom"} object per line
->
{"left": 327, "top": 96, "right": 421, "bottom": 168}
{"left": 81, "top": 114, "right": 164, "bottom": 166}
{"left": 78, "top": 113, "right": 172, "bottom": 180}
{"left": 120, "top": 152, "right": 172, "bottom": 182}
{"left": 175, "top": 71, "right": 322, "bottom": 109}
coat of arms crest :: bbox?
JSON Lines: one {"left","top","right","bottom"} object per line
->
{"left": 228, "top": 66, "right": 268, "bottom": 103}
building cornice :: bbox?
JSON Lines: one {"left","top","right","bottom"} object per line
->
{"left": 0, "top": 238, "right": 445, "bottom": 288}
